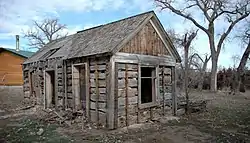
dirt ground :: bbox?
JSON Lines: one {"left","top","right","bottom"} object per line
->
{"left": 0, "top": 87, "right": 250, "bottom": 143}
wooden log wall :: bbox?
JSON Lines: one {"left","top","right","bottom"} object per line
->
{"left": 56, "top": 60, "right": 64, "bottom": 108}
{"left": 66, "top": 61, "right": 73, "bottom": 108}
{"left": 22, "top": 62, "right": 44, "bottom": 103}
{"left": 89, "top": 58, "right": 109, "bottom": 127}
{"left": 23, "top": 70, "right": 30, "bottom": 97}
{"left": 117, "top": 63, "right": 139, "bottom": 128}
{"left": 22, "top": 58, "right": 63, "bottom": 107}
{"left": 116, "top": 64, "right": 174, "bottom": 128}
{"left": 158, "top": 66, "right": 173, "bottom": 114}
{"left": 159, "top": 66, "right": 172, "bottom": 103}
{"left": 65, "top": 57, "right": 109, "bottom": 127}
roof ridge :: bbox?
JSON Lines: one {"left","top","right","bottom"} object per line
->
{"left": 77, "top": 10, "right": 154, "bottom": 33}
{"left": 5, "top": 48, "right": 34, "bottom": 53}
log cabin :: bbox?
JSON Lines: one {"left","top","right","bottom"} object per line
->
{"left": 22, "top": 11, "right": 181, "bottom": 129}
{"left": 0, "top": 47, "right": 34, "bottom": 85}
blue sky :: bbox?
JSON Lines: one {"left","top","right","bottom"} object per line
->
{"left": 0, "top": 0, "right": 247, "bottom": 68}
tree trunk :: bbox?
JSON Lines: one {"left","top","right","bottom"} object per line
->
{"left": 198, "top": 58, "right": 209, "bottom": 90}
{"left": 237, "top": 38, "right": 250, "bottom": 91}
{"left": 198, "top": 71, "right": 205, "bottom": 90}
{"left": 210, "top": 57, "right": 218, "bottom": 92}
{"left": 184, "top": 43, "right": 189, "bottom": 113}
{"left": 208, "top": 33, "right": 218, "bottom": 92}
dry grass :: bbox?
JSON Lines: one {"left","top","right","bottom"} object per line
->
{"left": 0, "top": 88, "right": 250, "bottom": 143}
{"left": 0, "top": 86, "right": 24, "bottom": 112}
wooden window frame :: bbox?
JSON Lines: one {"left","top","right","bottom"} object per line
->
{"left": 138, "top": 64, "right": 159, "bottom": 109}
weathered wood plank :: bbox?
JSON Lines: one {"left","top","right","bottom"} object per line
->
{"left": 118, "top": 71, "right": 138, "bottom": 78}
{"left": 90, "top": 101, "right": 106, "bottom": 111}
{"left": 118, "top": 114, "right": 137, "bottom": 127}
{"left": 89, "top": 60, "right": 107, "bottom": 65}
{"left": 107, "top": 58, "right": 115, "bottom": 129}
{"left": 86, "top": 61, "right": 90, "bottom": 120}
{"left": 119, "top": 22, "right": 169, "bottom": 56}
{"left": 118, "top": 104, "right": 138, "bottom": 116}
{"left": 171, "top": 66, "right": 177, "bottom": 115}
{"left": 90, "top": 65, "right": 106, "bottom": 71}
{"left": 90, "top": 88, "right": 106, "bottom": 94}
{"left": 117, "top": 64, "right": 137, "bottom": 71}
{"left": 118, "top": 96, "right": 138, "bottom": 107}
{"left": 90, "top": 79, "right": 106, "bottom": 87}
{"left": 125, "top": 64, "right": 128, "bottom": 126}
{"left": 90, "top": 73, "right": 105, "bottom": 79}
{"left": 90, "top": 93, "right": 106, "bottom": 102}
{"left": 118, "top": 87, "right": 138, "bottom": 97}
{"left": 94, "top": 62, "right": 100, "bottom": 124}
{"left": 118, "top": 78, "right": 137, "bottom": 88}
{"left": 90, "top": 110, "right": 106, "bottom": 125}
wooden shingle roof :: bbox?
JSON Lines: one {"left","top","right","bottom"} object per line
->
{"left": 24, "top": 11, "right": 181, "bottom": 64}
{"left": 67, "top": 11, "right": 152, "bottom": 59}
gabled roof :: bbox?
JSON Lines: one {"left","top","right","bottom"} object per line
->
{"left": 23, "top": 35, "right": 74, "bottom": 64}
{"left": 67, "top": 11, "right": 152, "bottom": 59}
{"left": 0, "top": 47, "right": 34, "bottom": 58}
{"left": 24, "top": 11, "right": 181, "bottom": 64}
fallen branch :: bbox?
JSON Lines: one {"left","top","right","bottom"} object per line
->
{"left": 19, "top": 105, "right": 35, "bottom": 110}
{"left": 53, "top": 110, "right": 71, "bottom": 127}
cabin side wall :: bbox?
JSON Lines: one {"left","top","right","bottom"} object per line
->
{"left": 112, "top": 19, "right": 177, "bottom": 128}
{"left": 66, "top": 56, "right": 110, "bottom": 127}
{"left": 113, "top": 61, "right": 175, "bottom": 128}
{"left": 23, "top": 58, "right": 64, "bottom": 107}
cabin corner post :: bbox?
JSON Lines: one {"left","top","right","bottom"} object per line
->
{"left": 63, "top": 60, "right": 67, "bottom": 109}
{"left": 43, "top": 70, "right": 46, "bottom": 109}
{"left": 107, "top": 57, "right": 116, "bottom": 129}
{"left": 55, "top": 64, "right": 59, "bottom": 110}
{"left": 86, "top": 61, "right": 90, "bottom": 120}
{"left": 171, "top": 66, "right": 177, "bottom": 115}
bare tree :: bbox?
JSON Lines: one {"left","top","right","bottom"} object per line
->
{"left": 181, "top": 30, "right": 198, "bottom": 113}
{"left": 156, "top": 0, "right": 250, "bottom": 91}
{"left": 24, "top": 18, "right": 67, "bottom": 49}
{"left": 190, "top": 53, "right": 211, "bottom": 90}
{"left": 237, "top": 20, "right": 250, "bottom": 91}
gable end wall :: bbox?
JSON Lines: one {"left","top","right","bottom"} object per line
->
{"left": 119, "top": 21, "right": 170, "bottom": 56}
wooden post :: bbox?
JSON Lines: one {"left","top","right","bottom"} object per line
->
{"left": 136, "top": 64, "right": 139, "bottom": 124}
{"left": 125, "top": 64, "right": 128, "bottom": 126}
{"left": 162, "top": 67, "right": 165, "bottom": 115}
{"left": 86, "top": 61, "right": 90, "bottom": 120}
{"left": 72, "top": 65, "right": 76, "bottom": 112}
{"left": 114, "top": 63, "right": 118, "bottom": 128}
{"left": 171, "top": 66, "right": 177, "bottom": 115}
{"left": 43, "top": 70, "right": 46, "bottom": 109}
{"left": 107, "top": 58, "right": 115, "bottom": 129}
{"left": 55, "top": 65, "right": 58, "bottom": 110}
{"left": 64, "top": 61, "right": 68, "bottom": 109}
{"left": 94, "top": 62, "right": 100, "bottom": 125}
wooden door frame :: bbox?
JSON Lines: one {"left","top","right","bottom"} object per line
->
{"left": 72, "top": 63, "right": 89, "bottom": 116}
{"left": 44, "top": 69, "right": 57, "bottom": 109}
{"left": 28, "top": 70, "right": 34, "bottom": 97}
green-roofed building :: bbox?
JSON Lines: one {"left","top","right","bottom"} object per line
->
{"left": 0, "top": 47, "right": 35, "bottom": 85}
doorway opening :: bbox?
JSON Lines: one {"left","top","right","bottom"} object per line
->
{"left": 29, "top": 71, "right": 35, "bottom": 96}
{"left": 72, "top": 64, "right": 87, "bottom": 112}
{"left": 45, "top": 70, "right": 55, "bottom": 108}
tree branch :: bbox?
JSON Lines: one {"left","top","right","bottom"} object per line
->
{"left": 24, "top": 18, "right": 67, "bottom": 48}
{"left": 156, "top": 0, "right": 209, "bottom": 34}
{"left": 217, "top": 13, "right": 250, "bottom": 57}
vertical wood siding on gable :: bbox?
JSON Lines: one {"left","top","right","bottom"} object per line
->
{"left": 119, "top": 22, "right": 169, "bottom": 56}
